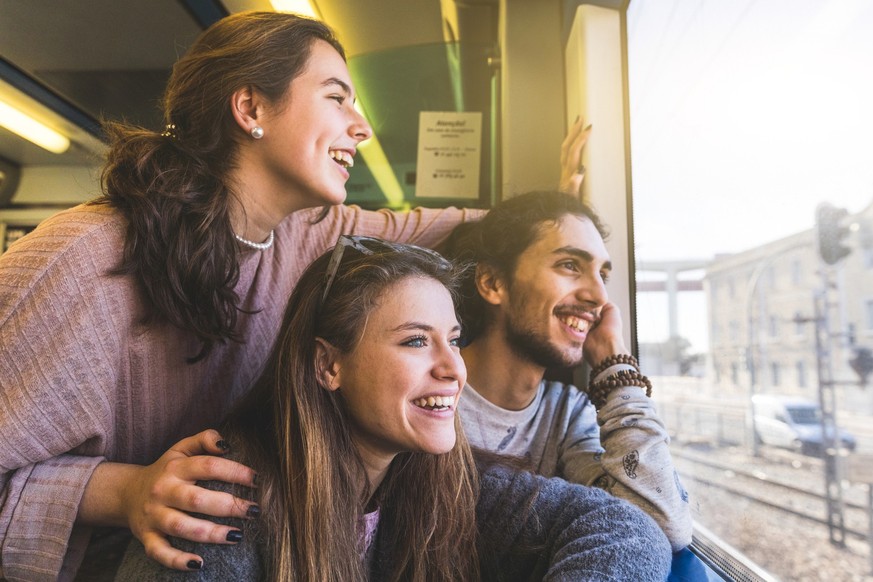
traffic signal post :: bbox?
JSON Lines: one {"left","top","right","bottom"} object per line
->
{"left": 804, "top": 202, "right": 854, "bottom": 547}
{"left": 816, "top": 202, "right": 851, "bottom": 266}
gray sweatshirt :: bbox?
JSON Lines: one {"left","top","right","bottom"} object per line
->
{"left": 458, "top": 379, "right": 692, "bottom": 551}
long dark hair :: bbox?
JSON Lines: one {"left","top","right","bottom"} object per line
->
{"left": 224, "top": 241, "right": 480, "bottom": 581}
{"left": 96, "top": 12, "right": 344, "bottom": 361}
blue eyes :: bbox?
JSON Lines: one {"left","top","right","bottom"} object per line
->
{"left": 403, "top": 335, "right": 462, "bottom": 348}
{"left": 404, "top": 336, "right": 427, "bottom": 348}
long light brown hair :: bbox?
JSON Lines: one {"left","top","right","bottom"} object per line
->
{"left": 225, "top": 242, "right": 480, "bottom": 581}
{"left": 97, "top": 12, "right": 344, "bottom": 361}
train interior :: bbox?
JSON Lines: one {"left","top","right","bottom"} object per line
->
{"left": 2, "top": 1, "right": 873, "bottom": 580}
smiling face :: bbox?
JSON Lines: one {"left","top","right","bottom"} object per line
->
{"left": 496, "top": 214, "right": 611, "bottom": 369}
{"left": 257, "top": 39, "right": 372, "bottom": 210}
{"left": 330, "top": 276, "right": 466, "bottom": 466}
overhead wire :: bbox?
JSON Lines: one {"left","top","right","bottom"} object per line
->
{"left": 629, "top": 0, "right": 761, "bottom": 161}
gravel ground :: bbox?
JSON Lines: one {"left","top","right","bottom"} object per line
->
{"left": 676, "top": 444, "right": 873, "bottom": 581}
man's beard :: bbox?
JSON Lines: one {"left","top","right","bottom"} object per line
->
{"left": 504, "top": 314, "right": 585, "bottom": 371}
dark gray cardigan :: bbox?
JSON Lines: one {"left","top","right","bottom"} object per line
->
{"left": 116, "top": 464, "right": 671, "bottom": 581}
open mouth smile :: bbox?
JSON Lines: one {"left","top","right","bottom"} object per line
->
{"left": 412, "top": 394, "right": 456, "bottom": 412}
{"left": 558, "top": 314, "right": 591, "bottom": 334}
{"left": 329, "top": 149, "right": 354, "bottom": 168}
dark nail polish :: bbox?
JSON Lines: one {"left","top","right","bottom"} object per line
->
{"left": 247, "top": 505, "right": 261, "bottom": 518}
{"left": 226, "top": 530, "right": 243, "bottom": 542}
{"left": 216, "top": 440, "right": 230, "bottom": 451}
{"left": 187, "top": 560, "right": 202, "bottom": 570}
{"left": 252, "top": 473, "right": 260, "bottom": 486}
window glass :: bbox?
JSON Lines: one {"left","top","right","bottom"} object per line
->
{"left": 864, "top": 248, "right": 873, "bottom": 270}
{"left": 628, "top": 2, "right": 873, "bottom": 579}
{"left": 791, "top": 259, "right": 802, "bottom": 285}
{"left": 866, "top": 300, "right": 873, "bottom": 331}
{"left": 768, "top": 316, "right": 779, "bottom": 338}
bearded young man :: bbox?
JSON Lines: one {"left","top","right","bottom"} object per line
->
{"left": 441, "top": 191, "right": 693, "bottom": 552}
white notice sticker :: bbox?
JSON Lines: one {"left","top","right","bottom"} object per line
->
{"left": 415, "top": 111, "right": 482, "bottom": 199}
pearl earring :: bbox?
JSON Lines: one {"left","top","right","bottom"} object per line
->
{"left": 251, "top": 126, "right": 264, "bottom": 139}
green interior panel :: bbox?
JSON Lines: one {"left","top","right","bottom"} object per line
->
{"left": 345, "top": 41, "right": 497, "bottom": 210}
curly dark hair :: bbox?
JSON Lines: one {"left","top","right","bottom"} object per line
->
{"left": 439, "top": 190, "right": 609, "bottom": 343}
{"left": 96, "top": 12, "right": 344, "bottom": 361}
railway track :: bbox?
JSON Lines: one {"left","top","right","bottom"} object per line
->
{"left": 673, "top": 446, "right": 872, "bottom": 541}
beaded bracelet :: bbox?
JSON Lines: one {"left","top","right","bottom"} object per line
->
{"left": 589, "top": 353, "right": 639, "bottom": 379}
{"left": 586, "top": 369, "right": 652, "bottom": 409}
{"left": 587, "top": 369, "right": 651, "bottom": 398}
{"left": 592, "top": 363, "right": 638, "bottom": 383}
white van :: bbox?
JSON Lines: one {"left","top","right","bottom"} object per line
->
{"left": 750, "top": 394, "right": 856, "bottom": 455}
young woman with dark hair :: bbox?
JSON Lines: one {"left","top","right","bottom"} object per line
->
{"left": 115, "top": 237, "right": 672, "bottom": 580}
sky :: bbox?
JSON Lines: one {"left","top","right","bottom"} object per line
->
{"left": 627, "top": 0, "right": 873, "bottom": 262}
{"left": 625, "top": 0, "right": 873, "bottom": 351}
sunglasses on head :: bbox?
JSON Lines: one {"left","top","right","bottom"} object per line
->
{"left": 320, "top": 235, "right": 452, "bottom": 307}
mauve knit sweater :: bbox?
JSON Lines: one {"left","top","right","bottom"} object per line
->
{"left": 0, "top": 201, "right": 481, "bottom": 581}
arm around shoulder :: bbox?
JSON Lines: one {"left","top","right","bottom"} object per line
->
{"left": 114, "top": 479, "right": 263, "bottom": 581}
{"left": 322, "top": 203, "right": 486, "bottom": 248}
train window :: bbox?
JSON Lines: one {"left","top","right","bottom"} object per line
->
{"left": 628, "top": 1, "right": 873, "bottom": 580}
